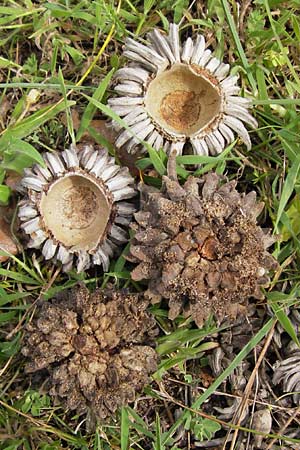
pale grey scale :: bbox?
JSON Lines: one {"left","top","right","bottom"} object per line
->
{"left": 123, "top": 50, "right": 157, "bottom": 72}
{"left": 146, "top": 129, "right": 159, "bottom": 147}
{"left": 221, "top": 75, "right": 239, "bottom": 88}
{"left": 62, "top": 258, "right": 74, "bottom": 273}
{"left": 191, "top": 34, "right": 205, "bottom": 64}
{"left": 204, "top": 134, "right": 220, "bottom": 155}
{"left": 198, "top": 49, "right": 211, "bottom": 67}
{"left": 168, "top": 23, "right": 180, "bottom": 62}
{"left": 223, "top": 86, "right": 240, "bottom": 96}
{"left": 92, "top": 247, "right": 109, "bottom": 271}
{"left": 125, "top": 137, "right": 140, "bottom": 153}
{"left": 120, "top": 166, "right": 135, "bottom": 181}
{"left": 125, "top": 111, "right": 148, "bottom": 127}
{"left": 22, "top": 176, "right": 46, "bottom": 191}
{"left": 111, "top": 120, "right": 122, "bottom": 132}
{"left": 109, "top": 224, "right": 128, "bottom": 243}
{"left": 114, "top": 67, "right": 150, "bottom": 84}
{"left": 101, "top": 164, "right": 120, "bottom": 182}
{"left": 212, "top": 129, "right": 225, "bottom": 149}
{"left": 99, "top": 240, "right": 117, "bottom": 270}
{"left": 274, "top": 355, "right": 300, "bottom": 369}
{"left": 116, "top": 118, "right": 152, "bottom": 148}
{"left": 226, "top": 96, "right": 252, "bottom": 107}
{"left": 225, "top": 106, "right": 258, "bottom": 129}
{"left": 27, "top": 230, "right": 47, "bottom": 248}
{"left": 42, "top": 238, "right": 57, "bottom": 260}
{"left": 163, "top": 141, "right": 171, "bottom": 155}
{"left": 114, "top": 82, "right": 143, "bottom": 97}
{"left": 109, "top": 105, "right": 137, "bottom": 117}
{"left": 116, "top": 201, "right": 136, "bottom": 216}
{"left": 115, "top": 130, "right": 133, "bottom": 148}
{"left": 33, "top": 164, "right": 52, "bottom": 182}
{"left": 147, "top": 29, "right": 175, "bottom": 64}
{"left": 23, "top": 168, "right": 34, "bottom": 177}
{"left": 169, "top": 141, "right": 184, "bottom": 156}
{"left": 284, "top": 372, "right": 300, "bottom": 393}
{"left": 205, "top": 57, "right": 221, "bottom": 74}
{"left": 218, "top": 122, "right": 235, "bottom": 144}
{"left": 79, "top": 145, "right": 94, "bottom": 166}
{"left": 103, "top": 239, "right": 117, "bottom": 257}
{"left": 105, "top": 173, "right": 132, "bottom": 191}
{"left": 108, "top": 174, "right": 134, "bottom": 191}
{"left": 191, "top": 138, "right": 209, "bottom": 156}
{"left": 112, "top": 107, "right": 146, "bottom": 133}
{"left": 181, "top": 37, "right": 193, "bottom": 63}
{"left": 113, "top": 186, "right": 136, "bottom": 201}
{"left": 76, "top": 251, "right": 91, "bottom": 273}
{"left": 108, "top": 96, "right": 144, "bottom": 106}
{"left": 134, "top": 122, "right": 155, "bottom": 142}
{"left": 152, "top": 133, "right": 164, "bottom": 150}
{"left": 208, "top": 133, "right": 224, "bottom": 154}
{"left": 223, "top": 115, "right": 251, "bottom": 149}
{"left": 214, "top": 63, "right": 230, "bottom": 80}
{"left": 62, "top": 259, "right": 73, "bottom": 273}
{"left": 18, "top": 204, "right": 38, "bottom": 220}
{"left": 62, "top": 146, "right": 79, "bottom": 168}
{"left": 56, "top": 245, "right": 73, "bottom": 265}
{"left": 125, "top": 37, "right": 167, "bottom": 67}
{"left": 45, "top": 152, "right": 65, "bottom": 176}
{"left": 90, "top": 153, "right": 109, "bottom": 178}
{"left": 125, "top": 122, "right": 155, "bottom": 153}
{"left": 84, "top": 151, "right": 99, "bottom": 171}
{"left": 114, "top": 215, "right": 132, "bottom": 226}
{"left": 20, "top": 216, "right": 40, "bottom": 233}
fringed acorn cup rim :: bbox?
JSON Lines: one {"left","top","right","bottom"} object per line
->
{"left": 108, "top": 23, "right": 258, "bottom": 156}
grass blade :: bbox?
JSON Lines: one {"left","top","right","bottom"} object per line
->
{"left": 76, "top": 69, "right": 114, "bottom": 141}
{"left": 121, "top": 407, "right": 130, "bottom": 450}
{"left": 274, "top": 153, "right": 300, "bottom": 231}
{"left": 220, "top": 0, "right": 257, "bottom": 92}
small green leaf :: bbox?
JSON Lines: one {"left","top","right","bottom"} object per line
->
{"left": 64, "top": 44, "right": 84, "bottom": 65}
{"left": 146, "top": 145, "right": 166, "bottom": 176}
{"left": 2, "top": 100, "right": 76, "bottom": 140}
{"left": 0, "top": 184, "right": 11, "bottom": 205}
{"left": 2, "top": 137, "right": 45, "bottom": 173}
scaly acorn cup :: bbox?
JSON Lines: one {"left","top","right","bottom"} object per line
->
{"left": 128, "top": 156, "right": 277, "bottom": 327}
{"left": 22, "top": 285, "right": 159, "bottom": 420}
{"left": 18, "top": 145, "right": 136, "bottom": 272}
{"left": 273, "top": 342, "right": 300, "bottom": 405}
{"left": 108, "top": 23, "right": 258, "bottom": 156}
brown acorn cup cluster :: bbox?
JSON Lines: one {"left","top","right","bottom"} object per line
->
{"left": 128, "top": 156, "right": 277, "bottom": 327}
{"left": 22, "top": 152, "right": 278, "bottom": 420}
{"left": 22, "top": 285, "right": 158, "bottom": 419}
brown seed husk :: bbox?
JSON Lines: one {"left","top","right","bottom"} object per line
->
{"left": 128, "top": 166, "right": 277, "bottom": 327}
{"left": 22, "top": 285, "right": 158, "bottom": 419}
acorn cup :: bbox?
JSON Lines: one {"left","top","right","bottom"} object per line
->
{"left": 18, "top": 144, "right": 136, "bottom": 272}
{"left": 22, "top": 285, "right": 159, "bottom": 419}
{"left": 128, "top": 155, "right": 277, "bottom": 327}
{"left": 109, "top": 23, "right": 257, "bottom": 156}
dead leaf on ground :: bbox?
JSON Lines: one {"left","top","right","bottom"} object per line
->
{"left": 5, "top": 171, "right": 22, "bottom": 191}
{"left": 0, "top": 214, "right": 18, "bottom": 262}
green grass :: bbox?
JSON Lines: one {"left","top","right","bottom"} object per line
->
{"left": 1, "top": 0, "right": 300, "bottom": 448}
